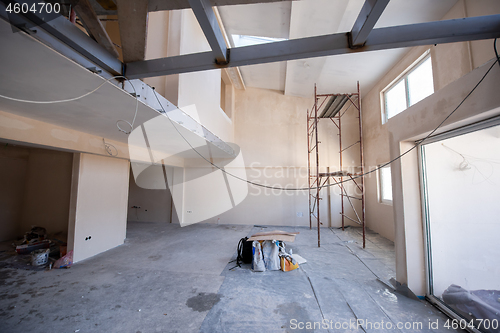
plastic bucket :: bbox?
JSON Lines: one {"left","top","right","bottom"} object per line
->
{"left": 31, "top": 249, "right": 49, "bottom": 266}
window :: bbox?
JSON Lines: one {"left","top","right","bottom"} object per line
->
{"left": 232, "top": 35, "right": 286, "bottom": 47}
{"left": 382, "top": 52, "right": 434, "bottom": 123}
{"left": 378, "top": 165, "right": 392, "bottom": 204}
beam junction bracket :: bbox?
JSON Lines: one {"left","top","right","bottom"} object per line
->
{"left": 347, "top": 32, "right": 365, "bottom": 50}
{"left": 215, "top": 48, "right": 231, "bottom": 67}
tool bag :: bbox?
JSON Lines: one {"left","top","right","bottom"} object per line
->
{"left": 237, "top": 237, "right": 253, "bottom": 266}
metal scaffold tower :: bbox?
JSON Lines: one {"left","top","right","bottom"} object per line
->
{"left": 307, "top": 82, "right": 365, "bottom": 248}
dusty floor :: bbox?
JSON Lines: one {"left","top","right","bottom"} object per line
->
{"left": 0, "top": 222, "right": 463, "bottom": 332}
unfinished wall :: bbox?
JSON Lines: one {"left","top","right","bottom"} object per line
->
{"left": 0, "top": 145, "right": 29, "bottom": 241}
{"left": 0, "top": 145, "right": 72, "bottom": 241}
{"left": 361, "top": 0, "right": 500, "bottom": 242}
{"left": 389, "top": 61, "right": 500, "bottom": 296}
{"left": 143, "top": 11, "right": 170, "bottom": 98}
{"left": 69, "top": 153, "right": 130, "bottom": 263}
{"left": 177, "top": 9, "right": 233, "bottom": 143}
{"left": 20, "top": 148, "right": 73, "bottom": 235}
{"left": 0, "top": 110, "right": 129, "bottom": 160}
{"left": 181, "top": 87, "right": 360, "bottom": 228}
{"left": 127, "top": 164, "right": 172, "bottom": 223}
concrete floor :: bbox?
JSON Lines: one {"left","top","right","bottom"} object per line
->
{"left": 0, "top": 222, "right": 463, "bottom": 333}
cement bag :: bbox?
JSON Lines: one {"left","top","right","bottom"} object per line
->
{"left": 252, "top": 241, "right": 266, "bottom": 272}
{"left": 262, "top": 240, "right": 280, "bottom": 271}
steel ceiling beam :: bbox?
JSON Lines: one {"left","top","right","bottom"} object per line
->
{"left": 125, "top": 14, "right": 500, "bottom": 79}
{"left": 148, "top": 0, "right": 294, "bottom": 12}
{"left": 70, "top": 0, "right": 120, "bottom": 58}
{"left": 350, "top": 0, "right": 390, "bottom": 47}
{"left": 188, "top": 0, "right": 228, "bottom": 63}
{"left": 0, "top": 0, "right": 123, "bottom": 75}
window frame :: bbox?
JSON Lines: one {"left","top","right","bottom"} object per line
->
{"left": 381, "top": 50, "right": 433, "bottom": 124}
{"left": 378, "top": 164, "right": 393, "bottom": 205}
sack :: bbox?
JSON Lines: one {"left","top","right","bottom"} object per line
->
{"left": 252, "top": 241, "right": 266, "bottom": 272}
{"left": 54, "top": 250, "right": 73, "bottom": 269}
{"left": 237, "top": 237, "right": 253, "bottom": 265}
{"left": 262, "top": 240, "right": 280, "bottom": 271}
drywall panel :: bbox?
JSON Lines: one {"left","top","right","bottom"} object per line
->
{"left": 20, "top": 148, "right": 72, "bottom": 235}
{"left": 0, "top": 145, "right": 29, "bottom": 241}
{"left": 70, "top": 153, "right": 130, "bottom": 263}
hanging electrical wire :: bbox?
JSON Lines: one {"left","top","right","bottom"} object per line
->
{"left": 0, "top": 75, "right": 139, "bottom": 134}
{"left": 103, "top": 138, "right": 118, "bottom": 156}
{"left": 153, "top": 40, "right": 499, "bottom": 191}
{"left": 1, "top": 40, "right": 498, "bottom": 191}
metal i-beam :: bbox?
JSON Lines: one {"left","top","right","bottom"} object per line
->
{"left": 70, "top": 0, "right": 119, "bottom": 58}
{"left": 188, "top": 0, "right": 228, "bottom": 64}
{"left": 350, "top": 0, "right": 390, "bottom": 47}
{"left": 125, "top": 14, "right": 500, "bottom": 79}
{"left": 0, "top": 0, "right": 123, "bottom": 75}
{"left": 148, "top": 0, "right": 294, "bottom": 12}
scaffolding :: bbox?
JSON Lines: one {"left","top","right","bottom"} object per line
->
{"left": 307, "top": 83, "right": 365, "bottom": 248}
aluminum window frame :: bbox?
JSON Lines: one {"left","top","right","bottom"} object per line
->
{"left": 418, "top": 115, "right": 500, "bottom": 333}
{"left": 381, "top": 50, "right": 432, "bottom": 124}
{"left": 377, "top": 164, "right": 393, "bottom": 205}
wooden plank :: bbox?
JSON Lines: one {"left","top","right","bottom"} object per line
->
{"left": 247, "top": 234, "right": 296, "bottom": 242}
{"left": 251, "top": 230, "right": 299, "bottom": 237}
{"left": 70, "top": 0, "right": 119, "bottom": 58}
{"left": 116, "top": 0, "right": 149, "bottom": 63}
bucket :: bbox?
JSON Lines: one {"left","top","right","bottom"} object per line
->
{"left": 31, "top": 249, "right": 49, "bottom": 266}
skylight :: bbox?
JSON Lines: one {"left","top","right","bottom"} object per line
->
{"left": 232, "top": 35, "right": 287, "bottom": 47}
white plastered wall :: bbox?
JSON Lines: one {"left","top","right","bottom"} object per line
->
{"left": 361, "top": 0, "right": 500, "bottom": 242}
{"left": 69, "top": 153, "right": 130, "bottom": 263}
{"left": 187, "top": 87, "right": 361, "bottom": 228}
{"left": 388, "top": 62, "right": 500, "bottom": 296}
{"left": 361, "top": 0, "right": 500, "bottom": 295}
{"left": 127, "top": 164, "right": 173, "bottom": 224}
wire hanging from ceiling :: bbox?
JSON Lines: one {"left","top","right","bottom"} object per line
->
{"left": 0, "top": 75, "right": 139, "bottom": 135}
{"left": 153, "top": 39, "right": 499, "bottom": 191}
{"left": 0, "top": 40, "right": 498, "bottom": 191}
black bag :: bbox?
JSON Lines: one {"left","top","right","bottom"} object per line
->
{"left": 237, "top": 237, "right": 253, "bottom": 265}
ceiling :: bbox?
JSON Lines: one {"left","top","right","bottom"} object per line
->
{"left": 218, "top": 0, "right": 458, "bottom": 97}
{"left": 0, "top": 18, "right": 233, "bottom": 160}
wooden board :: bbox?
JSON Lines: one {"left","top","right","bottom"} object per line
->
{"left": 248, "top": 230, "right": 298, "bottom": 242}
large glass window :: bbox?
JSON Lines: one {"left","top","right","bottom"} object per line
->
{"left": 420, "top": 119, "right": 500, "bottom": 333}
{"left": 383, "top": 53, "right": 434, "bottom": 123}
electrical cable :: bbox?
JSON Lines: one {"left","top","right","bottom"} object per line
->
{"left": 0, "top": 75, "right": 139, "bottom": 134}
{"left": 1, "top": 40, "right": 497, "bottom": 190}
{"left": 103, "top": 138, "right": 118, "bottom": 156}
{"left": 153, "top": 44, "right": 499, "bottom": 191}
{"left": 494, "top": 38, "right": 500, "bottom": 68}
